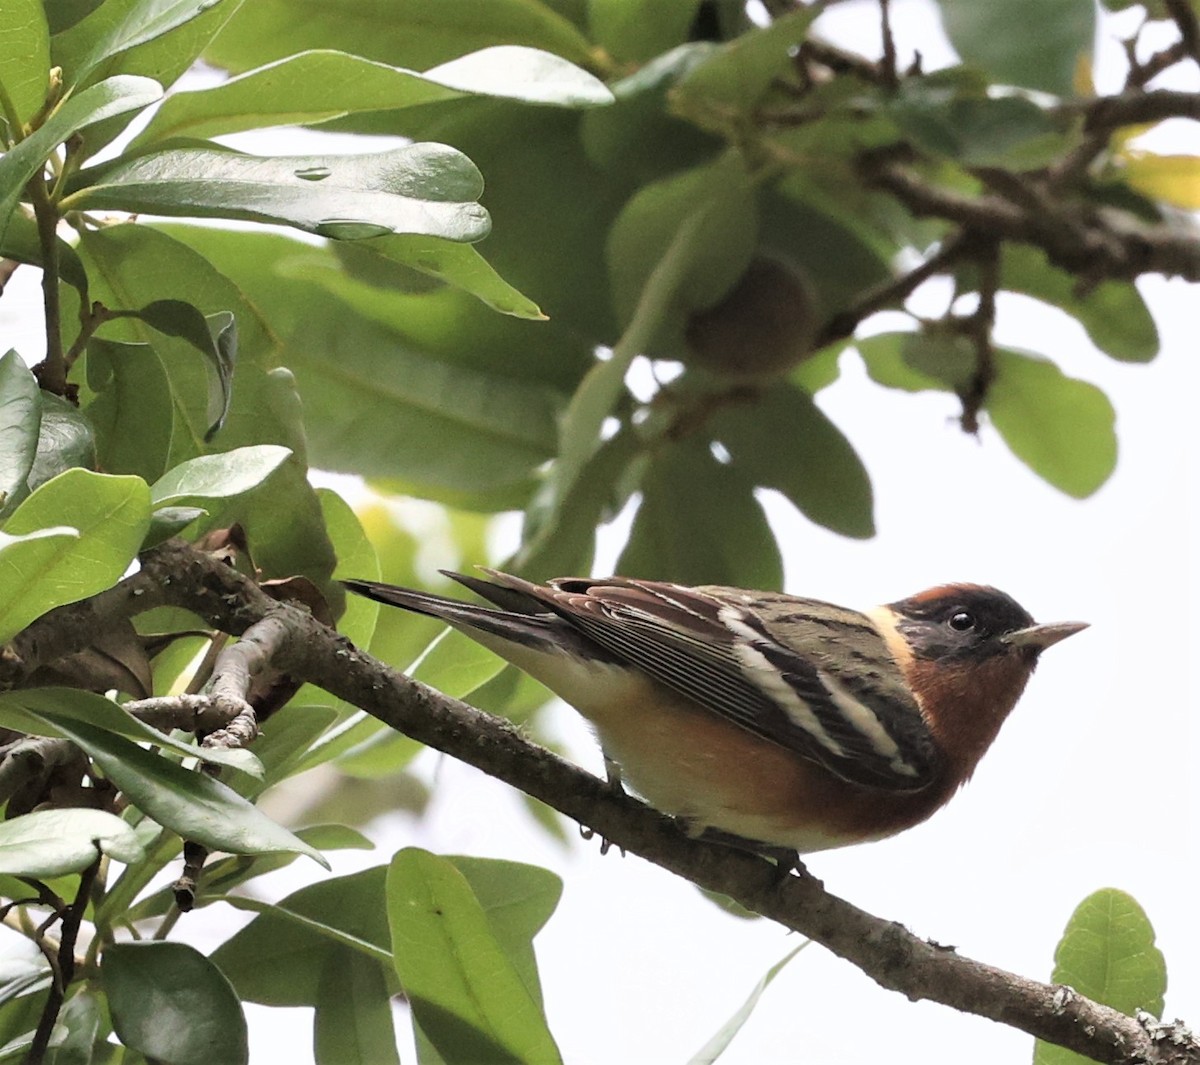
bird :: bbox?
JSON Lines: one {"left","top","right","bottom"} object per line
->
{"left": 342, "top": 571, "right": 1087, "bottom": 854}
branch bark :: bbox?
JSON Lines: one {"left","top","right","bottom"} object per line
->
{"left": 2, "top": 540, "right": 1196, "bottom": 1065}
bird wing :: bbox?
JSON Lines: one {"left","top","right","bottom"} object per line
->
{"left": 474, "top": 572, "right": 939, "bottom": 792}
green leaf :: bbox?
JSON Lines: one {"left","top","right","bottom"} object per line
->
{"left": 137, "top": 45, "right": 608, "bottom": 147}
{"left": 314, "top": 947, "right": 400, "bottom": 1065}
{"left": 0, "top": 0, "right": 51, "bottom": 127}
{"left": 104, "top": 942, "right": 248, "bottom": 1065}
{"left": 673, "top": 6, "right": 818, "bottom": 115}
{"left": 387, "top": 848, "right": 562, "bottom": 1065}
{"left": 0, "top": 528, "right": 80, "bottom": 642}
{"left": 937, "top": 0, "right": 1095, "bottom": 97}
{"left": 336, "top": 236, "right": 544, "bottom": 319}
{"left": 85, "top": 337, "right": 174, "bottom": 482}
{"left": 589, "top": 0, "right": 702, "bottom": 62}
{"left": 513, "top": 429, "right": 637, "bottom": 578}
{"left": 211, "top": 866, "right": 394, "bottom": 1006}
{"left": 0, "top": 351, "right": 41, "bottom": 518}
{"left": 65, "top": 143, "right": 490, "bottom": 243}
{"left": 856, "top": 331, "right": 944, "bottom": 393}
{"left": 0, "top": 469, "right": 150, "bottom": 641}
{"left": 0, "top": 808, "right": 143, "bottom": 877}
{"left": 0, "top": 687, "right": 264, "bottom": 776}
{"left": 986, "top": 349, "right": 1116, "bottom": 498}
{"left": 607, "top": 155, "right": 758, "bottom": 335}
{"left": 407, "top": 626, "right": 507, "bottom": 701}
{"left": 688, "top": 943, "right": 810, "bottom": 1064}
{"left": 149, "top": 444, "right": 292, "bottom": 506}
{"left": 53, "top": 0, "right": 238, "bottom": 89}
{"left": 26, "top": 392, "right": 97, "bottom": 491}
{"left": 126, "top": 300, "right": 237, "bottom": 437}
{"left": 708, "top": 383, "right": 874, "bottom": 538}
{"left": 995, "top": 245, "right": 1159, "bottom": 363}
{"left": 203, "top": 0, "right": 596, "bottom": 73}
{"left": 1033, "top": 889, "right": 1167, "bottom": 1065}
{"left": 43, "top": 714, "right": 328, "bottom": 866}
{"left": 890, "top": 90, "right": 1063, "bottom": 169}
{"left": 618, "top": 438, "right": 784, "bottom": 588}
{"left": 77, "top": 224, "right": 336, "bottom": 586}
{"left": 447, "top": 856, "right": 562, "bottom": 1008}
{"left": 53, "top": 0, "right": 240, "bottom": 153}
{"left": 266, "top": 306, "right": 559, "bottom": 503}
{"left": 0, "top": 210, "right": 89, "bottom": 297}
{"left": 0, "top": 75, "right": 162, "bottom": 242}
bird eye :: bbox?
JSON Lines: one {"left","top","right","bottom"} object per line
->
{"left": 948, "top": 610, "right": 975, "bottom": 632}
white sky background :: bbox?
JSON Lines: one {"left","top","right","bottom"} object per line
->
{"left": 0, "top": 1, "right": 1196, "bottom": 1062}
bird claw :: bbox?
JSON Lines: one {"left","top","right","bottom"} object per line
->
{"left": 694, "top": 826, "right": 805, "bottom": 879}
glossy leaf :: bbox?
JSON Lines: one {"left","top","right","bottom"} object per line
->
{"left": 26, "top": 392, "right": 97, "bottom": 491}
{"left": 76, "top": 224, "right": 337, "bottom": 585}
{"left": 53, "top": 0, "right": 239, "bottom": 152}
{"left": 618, "top": 438, "right": 784, "bottom": 588}
{"left": 85, "top": 337, "right": 175, "bottom": 482}
{"left": 149, "top": 444, "right": 291, "bottom": 507}
{"left": 387, "top": 848, "right": 562, "bottom": 1065}
{"left": 314, "top": 947, "right": 400, "bottom": 1065}
{"left": 53, "top": 0, "right": 237, "bottom": 88}
{"left": 0, "top": 351, "right": 41, "bottom": 519}
{"left": 708, "top": 383, "right": 875, "bottom": 538}
{"left": 65, "top": 143, "right": 490, "bottom": 243}
{"left": 0, "top": 75, "right": 162, "bottom": 242}
{"left": 987, "top": 349, "right": 1116, "bottom": 498}
{"left": 45, "top": 715, "right": 328, "bottom": 866}
{"left": 128, "top": 300, "right": 237, "bottom": 436}
{"left": 0, "top": 470, "right": 150, "bottom": 640}
{"left": 0, "top": 210, "right": 90, "bottom": 297}
{"left": 0, "top": 808, "right": 143, "bottom": 877}
{"left": 104, "top": 942, "right": 248, "bottom": 1065}
{"left": 204, "top": 0, "right": 596, "bottom": 73}
{"left": 137, "top": 45, "right": 607, "bottom": 148}
{"left": 937, "top": 0, "right": 1095, "bottom": 97}
{"left": 339, "top": 236, "right": 544, "bottom": 318}
{"left": 0, "top": 0, "right": 50, "bottom": 127}
{"left": 1034, "top": 889, "right": 1167, "bottom": 1065}
{"left": 211, "top": 866, "right": 394, "bottom": 1006}
{"left": 0, "top": 687, "right": 264, "bottom": 776}
{"left": 994, "top": 245, "right": 1158, "bottom": 363}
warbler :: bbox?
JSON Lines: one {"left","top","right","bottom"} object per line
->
{"left": 342, "top": 572, "right": 1086, "bottom": 853}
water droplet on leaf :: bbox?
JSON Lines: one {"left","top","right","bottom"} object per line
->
{"left": 315, "top": 219, "right": 393, "bottom": 240}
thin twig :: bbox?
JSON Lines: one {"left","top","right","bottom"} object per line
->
{"left": 26, "top": 857, "right": 100, "bottom": 1065}
{"left": 879, "top": 0, "right": 898, "bottom": 91}
{"left": 814, "top": 231, "right": 973, "bottom": 348}
{"left": 1164, "top": 0, "right": 1200, "bottom": 67}
{"left": 956, "top": 240, "right": 1000, "bottom": 434}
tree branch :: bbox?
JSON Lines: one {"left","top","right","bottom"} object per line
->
{"left": 860, "top": 153, "right": 1200, "bottom": 283}
{"left": 1, "top": 541, "right": 1194, "bottom": 1063}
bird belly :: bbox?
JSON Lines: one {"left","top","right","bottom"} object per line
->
{"left": 462, "top": 636, "right": 937, "bottom": 853}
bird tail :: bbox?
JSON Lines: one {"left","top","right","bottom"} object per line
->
{"left": 340, "top": 574, "right": 594, "bottom": 658}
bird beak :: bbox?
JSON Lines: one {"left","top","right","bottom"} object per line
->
{"left": 1003, "top": 621, "right": 1090, "bottom": 652}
